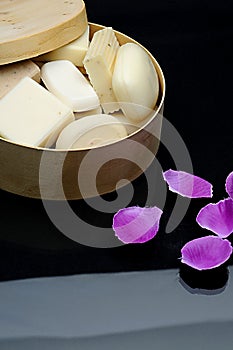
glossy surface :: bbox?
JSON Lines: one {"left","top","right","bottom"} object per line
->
{"left": 0, "top": 267, "right": 232, "bottom": 349}
{"left": 0, "top": 5, "right": 232, "bottom": 345}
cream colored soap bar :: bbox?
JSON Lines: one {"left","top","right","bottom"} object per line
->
{"left": 83, "top": 27, "right": 119, "bottom": 113}
{"left": 0, "top": 77, "right": 74, "bottom": 148}
{"left": 0, "top": 60, "right": 40, "bottom": 99}
{"left": 37, "top": 27, "right": 90, "bottom": 67}
{"left": 41, "top": 60, "right": 100, "bottom": 112}
{"left": 74, "top": 106, "right": 102, "bottom": 119}
{"left": 112, "top": 43, "right": 159, "bottom": 122}
{"left": 56, "top": 114, "right": 128, "bottom": 149}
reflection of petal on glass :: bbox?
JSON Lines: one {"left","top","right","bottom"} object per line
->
{"left": 181, "top": 236, "right": 232, "bottom": 270}
{"left": 163, "top": 169, "right": 213, "bottom": 198}
{"left": 226, "top": 171, "right": 233, "bottom": 199}
{"left": 179, "top": 264, "right": 229, "bottom": 295}
{"left": 196, "top": 198, "right": 233, "bottom": 238}
{"left": 112, "top": 206, "right": 163, "bottom": 243}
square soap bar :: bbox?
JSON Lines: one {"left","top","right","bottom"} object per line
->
{"left": 0, "top": 77, "right": 74, "bottom": 147}
{"left": 0, "top": 60, "right": 40, "bottom": 99}
{"left": 37, "top": 26, "right": 90, "bottom": 67}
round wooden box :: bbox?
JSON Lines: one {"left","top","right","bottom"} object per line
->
{"left": 0, "top": 23, "right": 165, "bottom": 200}
{"left": 0, "top": 0, "right": 87, "bottom": 65}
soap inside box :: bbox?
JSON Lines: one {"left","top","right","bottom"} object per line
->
{"left": 0, "top": 24, "right": 162, "bottom": 151}
{"left": 0, "top": 23, "right": 165, "bottom": 200}
{"left": 0, "top": 77, "right": 74, "bottom": 148}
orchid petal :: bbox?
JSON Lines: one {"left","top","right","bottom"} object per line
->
{"left": 196, "top": 198, "right": 233, "bottom": 238}
{"left": 163, "top": 169, "right": 213, "bottom": 198}
{"left": 181, "top": 236, "right": 232, "bottom": 270}
{"left": 112, "top": 206, "right": 163, "bottom": 244}
{"left": 226, "top": 171, "right": 233, "bottom": 199}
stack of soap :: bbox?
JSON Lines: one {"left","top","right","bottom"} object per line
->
{"left": 0, "top": 60, "right": 40, "bottom": 99}
{"left": 0, "top": 77, "right": 74, "bottom": 147}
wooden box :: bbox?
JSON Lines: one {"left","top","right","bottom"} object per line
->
{"left": 0, "top": 17, "right": 165, "bottom": 200}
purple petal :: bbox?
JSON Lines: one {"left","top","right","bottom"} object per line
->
{"left": 226, "top": 171, "right": 233, "bottom": 199}
{"left": 112, "top": 206, "right": 163, "bottom": 244}
{"left": 163, "top": 169, "right": 213, "bottom": 198}
{"left": 181, "top": 236, "right": 233, "bottom": 270}
{"left": 196, "top": 198, "right": 233, "bottom": 238}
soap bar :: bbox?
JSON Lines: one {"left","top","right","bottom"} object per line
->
{"left": 74, "top": 106, "right": 102, "bottom": 119}
{"left": 41, "top": 60, "right": 100, "bottom": 112}
{"left": 0, "top": 60, "right": 40, "bottom": 99}
{"left": 0, "top": 77, "right": 74, "bottom": 147}
{"left": 112, "top": 43, "right": 159, "bottom": 122}
{"left": 37, "top": 27, "right": 90, "bottom": 67}
{"left": 83, "top": 27, "right": 120, "bottom": 114}
{"left": 56, "top": 114, "right": 128, "bottom": 149}
{"left": 109, "top": 111, "right": 140, "bottom": 134}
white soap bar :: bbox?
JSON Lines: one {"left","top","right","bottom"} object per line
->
{"left": 112, "top": 43, "right": 159, "bottom": 122}
{"left": 83, "top": 27, "right": 120, "bottom": 113}
{"left": 109, "top": 111, "right": 140, "bottom": 134}
{"left": 41, "top": 60, "right": 100, "bottom": 112}
{"left": 74, "top": 106, "right": 102, "bottom": 119}
{"left": 0, "top": 60, "right": 40, "bottom": 99}
{"left": 0, "top": 77, "right": 74, "bottom": 147}
{"left": 56, "top": 114, "right": 128, "bottom": 149}
{"left": 37, "top": 27, "right": 90, "bottom": 67}
{"left": 110, "top": 108, "right": 159, "bottom": 128}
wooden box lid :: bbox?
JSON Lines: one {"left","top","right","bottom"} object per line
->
{"left": 0, "top": 0, "right": 88, "bottom": 65}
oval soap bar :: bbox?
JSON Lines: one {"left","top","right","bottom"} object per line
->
{"left": 56, "top": 114, "right": 128, "bottom": 149}
{"left": 112, "top": 43, "right": 159, "bottom": 122}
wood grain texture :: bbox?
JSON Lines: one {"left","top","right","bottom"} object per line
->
{"left": 0, "top": 23, "right": 166, "bottom": 200}
{"left": 0, "top": 0, "right": 87, "bottom": 65}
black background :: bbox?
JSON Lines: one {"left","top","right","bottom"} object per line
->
{"left": 0, "top": 0, "right": 233, "bottom": 281}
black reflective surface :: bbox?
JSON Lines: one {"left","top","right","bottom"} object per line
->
{"left": 1, "top": 0, "right": 233, "bottom": 292}
{"left": 179, "top": 265, "right": 229, "bottom": 295}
